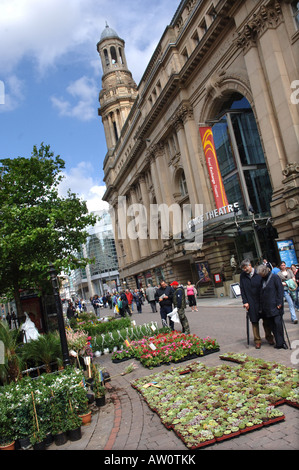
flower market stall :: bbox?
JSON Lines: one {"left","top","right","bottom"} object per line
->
{"left": 131, "top": 354, "right": 299, "bottom": 449}
{"left": 112, "top": 331, "right": 220, "bottom": 368}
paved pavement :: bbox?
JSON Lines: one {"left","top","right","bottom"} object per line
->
{"left": 49, "top": 297, "right": 299, "bottom": 453}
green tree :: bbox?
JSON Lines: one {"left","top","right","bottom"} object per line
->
{"left": 0, "top": 143, "right": 97, "bottom": 316}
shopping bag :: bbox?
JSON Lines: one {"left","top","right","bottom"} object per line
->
{"left": 167, "top": 307, "right": 180, "bottom": 323}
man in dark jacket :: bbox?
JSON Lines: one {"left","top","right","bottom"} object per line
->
{"left": 257, "top": 264, "right": 287, "bottom": 349}
{"left": 240, "top": 259, "right": 274, "bottom": 348}
{"left": 155, "top": 279, "right": 174, "bottom": 330}
{"left": 170, "top": 281, "right": 190, "bottom": 334}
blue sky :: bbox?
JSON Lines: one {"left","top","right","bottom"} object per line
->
{"left": 0, "top": 0, "right": 179, "bottom": 212}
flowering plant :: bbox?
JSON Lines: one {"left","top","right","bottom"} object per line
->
{"left": 66, "top": 328, "right": 93, "bottom": 358}
{"left": 111, "top": 331, "right": 214, "bottom": 368}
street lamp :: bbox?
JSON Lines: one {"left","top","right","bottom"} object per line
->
{"left": 49, "top": 263, "right": 70, "bottom": 368}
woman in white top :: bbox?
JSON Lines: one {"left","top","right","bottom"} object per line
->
{"left": 186, "top": 281, "right": 198, "bottom": 311}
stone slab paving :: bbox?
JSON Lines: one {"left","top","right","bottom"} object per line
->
{"left": 48, "top": 297, "right": 299, "bottom": 452}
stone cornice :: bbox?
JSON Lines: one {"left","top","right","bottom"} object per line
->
{"left": 235, "top": 1, "right": 283, "bottom": 52}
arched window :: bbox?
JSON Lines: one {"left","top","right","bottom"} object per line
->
{"left": 179, "top": 171, "right": 188, "bottom": 197}
{"left": 103, "top": 49, "right": 109, "bottom": 67}
{"left": 211, "top": 93, "right": 272, "bottom": 215}
{"left": 110, "top": 46, "right": 117, "bottom": 64}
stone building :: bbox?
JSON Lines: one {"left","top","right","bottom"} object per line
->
{"left": 97, "top": 0, "right": 299, "bottom": 296}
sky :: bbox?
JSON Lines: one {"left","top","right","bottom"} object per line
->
{"left": 0, "top": 0, "right": 180, "bottom": 212}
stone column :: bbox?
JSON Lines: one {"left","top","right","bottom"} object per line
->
{"left": 179, "top": 102, "right": 212, "bottom": 207}
{"left": 127, "top": 187, "right": 141, "bottom": 262}
{"left": 129, "top": 184, "right": 149, "bottom": 259}
{"left": 172, "top": 113, "right": 199, "bottom": 209}
{"left": 139, "top": 174, "right": 159, "bottom": 253}
{"left": 235, "top": 3, "right": 288, "bottom": 189}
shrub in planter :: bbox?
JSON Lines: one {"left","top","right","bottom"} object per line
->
{"left": 91, "top": 363, "right": 106, "bottom": 406}
{"left": 0, "top": 400, "right": 15, "bottom": 449}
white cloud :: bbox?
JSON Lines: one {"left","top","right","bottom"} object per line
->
{"left": 0, "top": 0, "right": 176, "bottom": 78}
{"left": 0, "top": 75, "right": 25, "bottom": 112}
{"left": 58, "top": 161, "right": 109, "bottom": 213}
{"left": 51, "top": 76, "right": 98, "bottom": 121}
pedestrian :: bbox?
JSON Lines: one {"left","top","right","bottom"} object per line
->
{"left": 262, "top": 258, "right": 273, "bottom": 270}
{"left": 146, "top": 283, "right": 157, "bottom": 312}
{"left": 277, "top": 262, "right": 298, "bottom": 323}
{"left": 155, "top": 279, "right": 174, "bottom": 330}
{"left": 240, "top": 259, "right": 274, "bottom": 349}
{"left": 271, "top": 262, "right": 280, "bottom": 274}
{"left": 92, "top": 295, "right": 101, "bottom": 316}
{"left": 170, "top": 281, "right": 190, "bottom": 334}
{"left": 6, "top": 312, "right": 12, "bottom": 328}
{"left": 120, "top": 290, "right": 130, "bottom": 316}
{"left": 256, "top": 264, "right": 287, "bottom": 349}
{"left": 106, "top": 293, "right": 112, "bottom": 309}
{"left": 133, "top": 289, "right": 142, "bottom": 313}
{"left": 185, "top": 280, "right": 198, "bottom": 311}
{"left": 67, "top": 302, "right": 76, "bottom": 321}
{"left": 291, "top": 264, "right": 299, "bottom": 310}
{"left": 125, "top": 289, "right": 133, "bottom": 315}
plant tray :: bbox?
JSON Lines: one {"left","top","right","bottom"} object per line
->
{"left": 285, "top": 400, "right": 299, "bottom": 409}
{"left": 240, "top": 423, "right": 264, "bottom": 434}
{"left": 263, "top": 416, "right": 285, "bottom": 426}
{"left": 215, "top": 431, "right": 240, "bottom": 441}
{"left": 189, "top": 438, "right": 216, "bottom": 449}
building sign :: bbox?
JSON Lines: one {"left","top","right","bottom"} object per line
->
{"left": 199, "top": 126, "right": 228, "bottom": 210}
{"left": 276, "top": 239, "right": 298, "bottom": 266}
{"left": 187, "top": 202, "right": 239, "bottom": 229}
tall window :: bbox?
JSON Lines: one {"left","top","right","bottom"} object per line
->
{"left": 179, "top": 171, "right": 188, "bottom": 197}
{"left": 291, "top": 1, "right": 299, "bottom": 29}
{"left": 211, "top": 93, "right": 272, "bottom": 215}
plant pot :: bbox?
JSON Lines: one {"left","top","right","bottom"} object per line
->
{"left": 68, "top": 427, "right": 82, "bottom": 442}
{"left": 45, "top": 433, "right": 54, "bottom": 447}
{"left": 95, "top": 396, "right": 106, "bottom": 407}
{"left": 54, "top": 431, "right": 68, "bottom": 446}
{"left": 18, "top": 436, "right": 31, "bottom": 450}
{"left": 79, "top": 410, "right": 92, "bottom": 426}
{"left": 33, "top": 439, "right": 46, "bottom": 451}
{"left": 0, "top": 441, "right": 15, "bottom": 450}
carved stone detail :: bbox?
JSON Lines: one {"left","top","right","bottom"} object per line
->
{"left": 235, "top": 1, "right": 283, "bottom": 52}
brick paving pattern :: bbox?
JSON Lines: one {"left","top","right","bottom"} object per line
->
{"left": 48, "top": 298, "right": 299, "bottom": 451}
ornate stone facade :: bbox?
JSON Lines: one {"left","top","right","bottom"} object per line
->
{"left": 98, "top": 0, "right": 299, "bottom": 295}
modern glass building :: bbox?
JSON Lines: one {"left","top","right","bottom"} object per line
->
{"left": 69, "top": 210, "right": 119, "bottom": 299}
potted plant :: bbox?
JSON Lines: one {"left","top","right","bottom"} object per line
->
{"left": 30, "top": 429, "right": 47, "bottom": 451}
{"left": 65, "top": 404, "right": 82, "bottom": 442}
{"left": 50, "top": 394, "right": 68, "bottom": 446}
{"left": 91, "top": 363, "right": 106, "bottom": 406}
{"left": 0, "top": 399, "right": 15, "bottom": 450}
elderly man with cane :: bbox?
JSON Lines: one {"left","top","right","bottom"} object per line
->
{"left": 240, "top": 259, "right": 274, "bottom": 349}
{"left": 256, "top": 264, "right": 288, "bottom": 349}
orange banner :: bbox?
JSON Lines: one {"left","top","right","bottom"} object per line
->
{"left": 199, "top": 126, "right": 228, "bottom": 209}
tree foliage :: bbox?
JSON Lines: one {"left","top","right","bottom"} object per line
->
{"left": 0, "top": 143, "right": 97, "bottom": 314}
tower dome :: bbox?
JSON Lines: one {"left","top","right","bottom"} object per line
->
{"left": 100, "top": 23, "right": 120, "bottom": 42}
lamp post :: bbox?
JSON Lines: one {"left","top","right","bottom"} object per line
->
{"left": 49, "top": 263, "right": 70, "bottom": 368}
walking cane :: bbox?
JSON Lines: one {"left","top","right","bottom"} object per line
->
{"left": 282, "top": 316, "right": 292, "bottom": 349}
{"left": 246, "top": 312, "right": 250, "bottom": 348}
